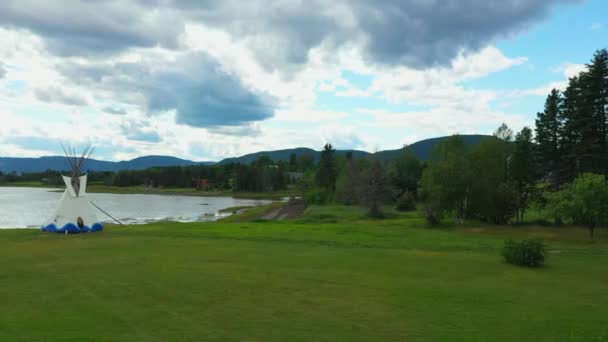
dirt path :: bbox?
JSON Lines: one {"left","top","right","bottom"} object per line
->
{"left": 262, "top": 198, "right": 306, "bottom": 220}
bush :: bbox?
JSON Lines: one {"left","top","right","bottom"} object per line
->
{"left": 304, "top": 188, "right": 333, "bottom": 205}
{"left": 546, "top": 173, "right": 608, "bottom": 239}
{"left": 502, "top": 239, "right": 545, "bottom": 267}
{"left": 395, "top": 192, "right": 416, "bottom": 211}
{"left": 421, "top": 201, "right": 441, "bottom": 226}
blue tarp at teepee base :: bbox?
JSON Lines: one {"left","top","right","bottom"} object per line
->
{"left": 41, "top": 222, "right": 104, "bottom": 234}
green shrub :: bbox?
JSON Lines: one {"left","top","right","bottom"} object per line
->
{"left": 502, "top": 239, "right": 545, "bottom": 267}
{"left": 421, "top": 202, "right": 441, "bottom": 226}
{"left": 304, "top": 188, "right": 333, "bottom": 205}
{"left": 395, "top": 192, "right": 416, "bottom": 211}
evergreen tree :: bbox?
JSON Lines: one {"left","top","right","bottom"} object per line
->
{"left": 511, "top": 127, "right": 537, "bottom": 223}
{"left": 535, "top": 49, "right": 608, "bottom": 184}
{"left": 316, "top": 143, "right": 337, "bottom": 192}
{"left": 558, "top": 77, "right": 582, "bottom": 183}
{"left": 297, "top": 154, "right": 314, "bottom": 171}
{"left": 575, "top": 70, "right": 600, "bottom": 174}
{"left": 289, "top": 153, "right": 297, "bottom": 172}
{"left": 585, "top": 49, "right": 608, "bottom": 175}
{"left": 535, "top": 89, "right": 562, "bottom": 182}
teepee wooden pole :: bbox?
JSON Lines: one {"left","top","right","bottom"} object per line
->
{"left": 90, "top": 202, "right": 125, "bottom": 227}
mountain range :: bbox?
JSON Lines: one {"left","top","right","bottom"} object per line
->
{"left": 0, "top": 135, "right": 490, "bottom": 173}
{"left": 216, "top": 134, "right": 489, "bottom": 164}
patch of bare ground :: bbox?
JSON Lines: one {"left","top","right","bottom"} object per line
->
{"left": 261, "top": 198, "right": 306, "bottom": 220}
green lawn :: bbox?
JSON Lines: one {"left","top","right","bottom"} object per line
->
{"left": 1, "top": 206, "right": 607, "bottom": 341}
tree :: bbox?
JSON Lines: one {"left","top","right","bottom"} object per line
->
{"left": 360, "top": 158, "right": 392, "bottom": 218}
{"left": 289, "top": 153, "right": 297, "bottom": 172}
{"left": 511, "top": 127, "right": 537, "bottom": 223}
{"left": 535, "top": 89, "right": 562, "bottom": 182}
{"left": 558, "top": 77, "right": 582, "bottom": 184}
{"left": 547, "top": 173, "right": 608, "bottom": 239}
{"left": 388, "top": 148, "right": 423, "bottom": 197}
{"left": 316, "top": 143, "right": 337, "bottom": 192}
{"left": 297, "top": 154, "right": 314, "bottom": 171}
{"left": 585, "top": 49, "right": 608, "bottom": 175}
{"left": 468, "top": 137, "right": 517, "bottom": 224}
{"left": 420, "top": 127, "right": 526, "bottom": 225}
{"left": 494, "top": 123, "right": 513, "bottom": 142}
{"left": 420, "top": 135, "right": 471, "bottom": 224}
{"left": 575, "top": 70, "right": 601, "bottom": 175}
{"left": 533, "top": 49, "right": 608, "bottom": 184}
{"left": 335, "top": 152, "right": 360, "bottom": 205}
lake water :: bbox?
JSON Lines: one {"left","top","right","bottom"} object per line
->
{"left": 0, "top": 187, "right": 272, "bottom": 229}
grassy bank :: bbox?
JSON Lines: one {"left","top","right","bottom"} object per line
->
{"left": 1, "top": 206, "right": 607, "bottom": 341}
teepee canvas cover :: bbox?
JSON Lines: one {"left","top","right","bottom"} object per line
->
{"left": 42, "top": 146, "right": 104, "bottom": 234}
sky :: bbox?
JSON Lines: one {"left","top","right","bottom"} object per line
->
{"left": 0, "top": 0, "right": 606, "bottom": 162}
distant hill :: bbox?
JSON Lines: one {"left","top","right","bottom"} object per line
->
{"left": 0, "top": 155, "right": 212, "bottom": 173}
{"left": 0, "top": 134, "right": 493, "bottom": 173}
{"left": 217, "top": 148, "right": 370, "bottom": 165}
{"left": 376, "top": 134, "right": 492, "bottom": 161}
{"left": 217, "top": 134, "right": 492, "bottom": 165}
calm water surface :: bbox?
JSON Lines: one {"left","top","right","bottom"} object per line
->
{"left": 0, "top": 187, "right": 272, "bottom": 228}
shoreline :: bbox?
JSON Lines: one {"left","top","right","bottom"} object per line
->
{"left": 0, "top": 183, "right": 298, "bottom": 200}
{"left": 0, "top": 202, "right": 286, "bottom": 229}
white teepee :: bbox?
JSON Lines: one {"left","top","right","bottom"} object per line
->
{"left": 49, "top": 174, "right": 100, "bottom": 228}
{"left": 42, "top": 146, "right": 103, "bottom": 233}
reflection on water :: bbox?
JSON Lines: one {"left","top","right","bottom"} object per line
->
{"left": 0, "top": 187, "right": 271, "bottom": 229}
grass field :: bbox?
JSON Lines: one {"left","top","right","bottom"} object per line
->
{"left": 1, "top": 205, "right": 607, "bottom": 341}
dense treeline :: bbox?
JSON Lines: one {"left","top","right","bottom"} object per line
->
{"left": 307, "top": 49, "right": 608, "bottom": 235}
{"left": 0, "top": 169, "right": 64, "bottom": 185}
{"left": 99, "top": 160, "right": 297, "bottom": 192}
{"left": 303, "top": 143, "right": 422, "bottom": 217}
{"left": 418, "top": 48, "right": 608, "bottom": 232}
{"left": 535, "top": 49, "right": 608, "bottom": 185}
{"left": 307, "top": 126, "right": 536, "bottom": 222}
{"left": 420, "top": 127, "right": 536, "bottom": 224}
{"left": 0, "top": 153, "right": 317, "bottom": 193}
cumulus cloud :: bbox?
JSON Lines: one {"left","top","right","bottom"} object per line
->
{"left": 34, "top": 86, "right": 88, "bottom": 106}
{"left": 103, "top": 107, "right": 128, "bottom": 115}
{"left": 0, "top": 0, "right": 573, "bottom": 69}
{"left": 508, "top": 62, "right": 588, "bottom": 97}
{"left": 323, "top": 131, "right": 364, "bottom": 150}
{"left": 120, "top": 119, "right": 162, "bottom": 143}
{"left": 552, "top": 63, "right": 587, "bottom": 78}
{"left": 0, "top": 0, "right": 183, "bottom": 56}
{"left": 0, "top": 63, "right": 6, "bottom": 78}
{"left": 171, "top": 0, "right": 572, "bottom": 68}
{"left": 145, "top": 54, "right": 274, "bottom": 127}
{"left": 60, "top": 51, "right": 274, "bottom": 127}
{"left": 207, "top": 124, "right": 262, "bottom": 137}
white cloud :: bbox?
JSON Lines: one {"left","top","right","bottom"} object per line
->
{"left": 552, "top": 62, "right": 587, "bottom": 78}
{"left": 590, "top": 23, "right": 604, "bottom": 30}
{"left": 0, "top": 8, "right": 541, "bottom": 160}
